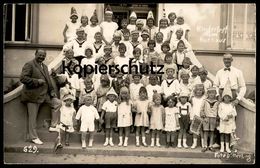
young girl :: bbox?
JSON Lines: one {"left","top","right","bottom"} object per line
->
{"left": 158, "top": 11, "right": 171, "bottom": 43}
{"left": 173, "top": 16, "right": 190, "bottom": 41}
{"left": 178, "top": 57, "right": 192, "bottom": 81}
{"left": 85, "top": 10, "right": 101, "bottom": 44}
{"left": 100, "top": 45, "right": 114, "bottom": 66}
{"left": 149, "top": 91, "right": 165, "bottom": 147}
{"left": 58, "top": 93, "right": 76, "bottom": 146}
{"left": 130, "top": 47, "right": 143, "bottom": 72}
{"left": 80, "top": 47, "right": 96, "bottom": 68}
{"left": 164, "top": 95, "right": 180, "bottom": 148}
{"left": 170, "top": 28, "right": 192, "bottom": 52}
{"left": 129, "top": 73, "right": 144, "bottom": 102}
{"left": 176, "top": 91, "right": 192, "bottom": 148}
{"left": 144, "top": 11, "right": 158, "bottom": 40}
{"left": 111, "top": 31, "right": 122, "bottom": 58}
{"left": 80, "top": 11, "right": 88, "bottom": 40}
{"left": 200, "top": 87, "right": 219, "bottom": 152}
{"left": 133, "top": 86, "right": 150, "bottom": 147}
{"left": 78, "top": 77, "right": 97, "bottom": 107}
{"left": 63, "top": 7, "right": 80, "bottom": 43}
{"left": 100, "top": 5, "right": 118, "bottom": 45}
{"left": 146, "top": 74, "right": 162, "bottom": 103}
{"left": 136, "top": 19, "right": 144, "bottom": 42}
{"left": 154, "top": 32, "right": 164, "bottom": 55}
{"left": 168, "top": 12, "right": 177, "bottom": 27}
{"left": 121, "top": 29, "right": 134, "bottom": 58}
{"left": 117, "top": 87, "right": 133, "bottom": 147}
{"left": 119, "top": 19, "right": 129, "bottom": 38}
{"left": 145, "top": 40, "right": 160, "bottom": 64}
{"left": 127, "top": 11, "right": 137, "bottom": 33}
{"left": 218, "top": 81, "right": 237, "bottom": 153}
{"left": 172, "top": 40, "right": 189, "bottom": 70}
{"left": 100, "top": 87, "right": 118, "bottom": 146}
{"left": 162, "top": 52, "right": 178, "bottom": 80}
{"left": 140, "top": 29, "right": 149, "bottom": 51}
{"left": 96, "top": 74, "right": 111, "bottom": 132}
{"left": 131, "top": 30, "right": 143, "bottom": 58}
{"left": 76, "top": 95, "right": 100, "bottom": 148}
{"left": 190, "top": 84, "right": 206, "bottom": 149}
{"left": 114, "top": 43, "right": 130, "bottom": 73}
{"left": 159, "top": 42, "right": 171, "bottom": 62}
{"left": 179, "top": 72, "right": 193, "bottom": 94}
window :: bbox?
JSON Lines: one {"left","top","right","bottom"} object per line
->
{"left": 227, "top": 4, "right": 256, "bottom": 51}
{"left": 4, "top": 4, "right": 32, "bottom": 42}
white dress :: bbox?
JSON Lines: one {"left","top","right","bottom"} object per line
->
{"left": 134, "top": 100, "right": 150, "bottom": 127}
{"left": 117, "top": 101, "right": 133, "bottom": 127}
{"left": 218, "top": 103, "right": 237, "bottom": 134}
{"left": 100, "top": 21, "right": 118, "bottom": 43}
{"left": 190, "top": 95, "right": 207, "bottom": 120}
{"left": 76, "top": 105, "right": 100, "bottom": 132}
{"left": 59, "top": 105, "right": 76, "bottom": 132}
{"left": 164, "top": 107, "right": 180, "bottom": 132}
{"left": 65, "top": 21, "right": 81, "bottom": 42}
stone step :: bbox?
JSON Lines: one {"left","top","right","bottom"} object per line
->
{"left": 37, "top": 128, "right": 201, "bottom": 147}
{"left": 4, "top": 141, "right": 217, "bottom": 159}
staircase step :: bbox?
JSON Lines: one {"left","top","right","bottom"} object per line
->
{"left": 4, "top": 141, "right": 217, "bottom": 159}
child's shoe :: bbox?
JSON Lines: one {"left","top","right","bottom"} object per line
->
{"left": 82, "top": 140, "right": 86, "bottom": 149}
{"left": 142, "top": 137, "right": 148, "bottom": 147}
{"left": 220, "top": 142, "right": 225, "bottom": 152}
{"left": 183, "top": 139, "right": 188, "bottom": 148}
{"left": 225, "top": 142, "right": 231, "bottom": 153}
{"left": 150, "top": 138, "right": 155, "bottom": 147}
{"left": 156, "top": 138, "right": 161, "bottom": 147}
{"left": 191, "top": 138, "right": 197, "bottom": 149}
{"left": 109, "top": 138, "right": 114, "bottom": 146}
{"left": 136, "top": 136, "right": 140, "bottom": 147}
{"left": 118, "top": 136, "right": 123, "bottom": 146}
{"left": 103, "top": 138, "right": 109, "bottom": 146}
{"left": 177, "top": 139, "right": 182, "bottom": 148}
{"left": 123, "top": 137, "right": 128, "bottom": 147}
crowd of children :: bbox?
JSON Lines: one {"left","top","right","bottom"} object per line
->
{"left": 52, "top": 5, "right": 239, "bottom": 153}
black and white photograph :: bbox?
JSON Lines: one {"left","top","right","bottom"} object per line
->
{"left": 3, "top": 3, "right": 256, "bottom": 164}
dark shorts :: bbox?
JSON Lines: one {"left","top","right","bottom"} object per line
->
{"left": 202, "top": 117, "right": 217, "bottom": 131}
{"left": 179, "top": 114, "right": 190, "bottom": 130}
{"left": 105, "top": 112, "right": 117, "bottom": 129}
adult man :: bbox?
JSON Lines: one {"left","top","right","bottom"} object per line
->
{"left": 20, "top": 49, "right": 62, "bottom": 145}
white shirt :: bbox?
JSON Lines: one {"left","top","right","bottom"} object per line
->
{"left": 214, "top": 66, "right": 246, "bottom": 100}
{"left": 161, "top": 79, "right": 181, "bottom": 98}
{"left": 171, "top": 23, "right": 190, "bottom": 40}
{"left": 76, "top": 105, "right": 99, "bottom": 123}
{"left": 102, "top": 100, "right": 118, "bottom": 113}
{"left": 146, "top": 84, "right": 162, "bottom": 102}
{"left": 100, "top": 21, "right": 118, "bottom": 43}
{"left": 190, "top": 95, "right": 206, "bottom": 120}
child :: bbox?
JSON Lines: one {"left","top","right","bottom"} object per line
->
{"left": 85, "top": 10, "right": 101, "bottom": 44}
{"left": 119, "top": 19, "right": 129, "bottom": 38}
{"left": 178, "top": 57, "right": 192, "bottom": 81}
{"left": 159, "top": 42, "right": 171, "bottom": 61}
{"left": 100, "top": 45, "right": 114, "bottom": 66}
{"left": 114, "top": 43, "right": 130, "bottom": 73}
{"left": 117, "top": 87, "right": 133, "bottom": 147}
{"left": 217, "top": 80, "right": 237, "bottom": 153}
{"left": 133, "top": 86, "right": 150, "bottom": 147}
{"left": 190, "top": 84, "right": 206, "bottom": 149}
{"left": 162, "top": 52, "right": 178, "bottom": 80}
{"left": 80, "top": 11, "right": 88, "bottom": 39}
{"left": 92, "top": 32, "right": 105, "bottom": 60}
{"left": 58, "top": 93, "right": 76, "bottom": 146}
{"left": 140, "top": 29, "right": 149, "bottom": 50}
{"left": 170, "top": 28, "right": 192, "bottom": 52}
{"left": 78, "top": 77, "right": 97, "bottom": 107}
{"left": 121, "top": 29, "right": 134, "bottom": 58}
{"left": 199, "top": 68, "right": 212, "bottom": 94}
{"left": 145, "top": 40, "right": 160, "bottom": 64}
{"left": 161, "top": 65, "right": 180, "bottom": 103}
{"left": 172, "top": 40, "right": 189, "bottom": 70}
{"left": 100, "top": 5, "right": 118, "bottom": 45}
{"left": 112, "top": 71, "right": 130, "bottom": 95}
{"left": 176, "top": 91, "right": 192, "bottom": 148}
{"left": 63, "top": 7, "right": 80, "bottom": 43}
{"left": 146, "top": 74, "right": 162, "bottom": 103}
{"left": 76, "top": 95, "right": 100, "bottom": 148}
{"left": 158, "top": 11, "right": 171, "bottom": 43}
{"left": 80, "top": 46, "right": 96, "bottom": 68}
{"left": 100, "top": 87, "right": 118, "bottom": 146}
{"left": 200, "top": 87, "right": 219, "bottom": 152}
{"left": 164, "top": 95, "right": 180, "bottom": 148}
{"left": 173, "top": 16, "right": 190, "bottom": 41}
{"left": 131, "top": 30, "right": 143, "bottom": 58}
{"left": 168, "top": 12, "right": 177, "bottom": 27}
{"left": 144, "top": 11, "right": 158, "bottom": 40}
{"left": 149, "top": 91, "right": 165, "bottom": 147}
{"left": 111, "top": 31, "right": 122, "bottom": 58}
{"left": 129, "top": 73, "right": 144, "bottom": 102}
{"left": 179, "top": 72, "right": 193, "bottom": 94}
{"left": 127, "top": 11, "right": 137, "bottom": 33}
{"left": 154, "top": 32, "right": 164, "bottom": 55}
{"left": 130, "top": 47, "right": 143, "bottom": 72}
{"left": 189, "top": 65, "right": 201, "bottom": 92}
{"left": 136, "top": 19, "right": 144, "bottom": 42}
{"left": 96, "top": 74, "right": 111, "bottom": 131}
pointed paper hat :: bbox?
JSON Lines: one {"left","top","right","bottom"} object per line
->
{"left": 70, "top": 7, "right": 78, "bottom": 18}
{"left": 90, "top": 9, "right": 98, "bottom": 21}
{"left": 147, "top": 11, "right": 154, "bottom": 20}
{"left": 130, "top": 11, "right": 137, "bottom": 19}
{"left": 106, "top": 87, "right": 118, "bottom": 97}
{"left": 105, "top": 4, "right": 113, "bottom": 14}
{"left": 222, "top": 79, "right": 233, "bottom": 99}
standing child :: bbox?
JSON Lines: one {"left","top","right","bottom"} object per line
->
{"left": 144, "top": 11, "right": 158, "bottom": 40}
{"left": 100, "top": 87, "right": 118, "bottom": 146}
{"left": 217, "top": 80, "right": 237, "bottom": 153}
{"left": 136, "top": 19, "right": 144, "bottom": 42}
{"left": 170, "top": 28, "right": 192, "bottom": 52}
{"left": 190, "top": 84, "right": 206, "bottom": 149}
{"left": 92, "top": 32, "right": 105, "bottom": 60}
{"left": 140, "top": 29, "right": 150, "bottom": 51}
{"left": 63, "top": 7, "right": 80, "bottom": 43}
{"left": 127, "top": 11, "right": 137, "bottom": 33}
{"left": 189, "top": 65, "right": 201, "bottom": 92}
{"left": 111, "top": 31, "right": 122, "bottom": 58}
{"left": 100, "top": 5, "right": 118, "bottom": 45}
{"left": 162, "top": 52, "right": 178, "bottom": 80}
{"left": 145, "top": 40, "right": 160, "bottom": 64}
{"left": 133, "top": 86, "right": 150, "bottom": 147}
{"left": 121, "top": 29, "right": 134, "bottom": 58}
{"left": 131, "top": 30, "right": 143, "bottom": 59}
{"left": 178, "top": 57, "right": 192, "bottom": 81}
{"left": 176, "top": 91, "right": 192, "bottom": 148}
{"left": 78, "top": 77, "right": 97, "bottom": 107}
{"left": 149, "top": 91, "right": 165, "bottom": 147}
{"left": 80, "top": 46, "right": 96, "bottom": 68}
{"left": 85, "top": 10, "right": 101, "bottom": 44}
{"left": 158, "top": 10, "right": 171, "bottom": 43}
{"left": 179, "top": 72, "right": 193, "bottom": 94}
{"left": 80, "top": 11, "right": 88, "bottom": 40}
{"left": 112, "top": 71, "right": 130, "bottom": 96}
{"left": 164, "top": 95, "right": 180, "bottom": 148}
{"left": 154, "top": 32, "right": 164, "bottom": 55}
{"left": 173, "top": 16, "right": 190, "bottom": 41}
{"left": 159, "top": 42, "right": 171, "bottom": 62}
{"left": 146, "top": 74, "right": 162, "bottom": 103}
{"left": 168, "top": 12, "right": 177, "bottom": 27}
{"left": 200, "top": 87, "right": 219, "bottom": 152}
{"left": 58, "top": 93, "right": 76, "bottom": 146}
{"left": 130, "top": 47, "right": 143, "bottom": 72}
{"left": 117, "top": 87, "right": 133, "bottom": 147}
{"left": 199, "top": 68, "right": 212, "bottom": 94}
{"left": 114, "top": 43, "right": 130, "bottom": 73}
{"left": 76, "top": 95, "right": 100, "bottom": 148}
{"left": 119, "top": 19, "right": 129, "bottom": 38}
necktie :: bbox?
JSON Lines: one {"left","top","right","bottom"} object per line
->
{"left": 224, "top": 67, "right": 231, "bottom": 71}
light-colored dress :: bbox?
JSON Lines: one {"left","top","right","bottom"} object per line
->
{"left": 134, "top": 100, "right": 150, "bottom": 127}
{"left": 100, "top": 21, "right": 118, "bottom": 43}
{"left": 59, "top": 105, "right": 76, "bottom": 132}
{"left": 65, "top": 21, "right": 80, "bottom": 42}
{"left": 150, "top": 105, "right": 164, "bottom": 130}
{"left": 117, "top": 101, "right": 133, "bottom": 127}
{"left": 190, "top": 95, "right": 207, "bottom": 120}
{"left": 218, "top": 103, "right": 237, "bottom": 134}
{"left": 164, "top": 107, "right": 180, "bottom": 132}
{"left": 76, "top": 105, "right": 100, "bottom": 132}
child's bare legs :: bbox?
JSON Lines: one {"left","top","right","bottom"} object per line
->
{"left": 81, "top": 132, "right": 87, "bottom": 149}
{"left": 182, "top": 129, "right": 188, "bottom": 148}
{"left": 200, "top": 130, "right": 204, "bottom": 148}
{"left": 151, "top": 129, "right": 156, "bottom": 147}
{"left": 225, "top": 133, "right": 231, "bottom": 153}
{"left": 88, "top": 131, "right": 94, "bottom": 147}
{"left": 104, "top": 128, "right": 112, "bottom": 146}
{"left": 136, "top": 127, "right": 140, "bottom": 146}
{"left": 191, "top": 133, "right": 198, "bottom": 148}
{"left": 155, "top": 130, "right": 161, "bottom": 147}
{"left": 177, "top": 129, "right": 183, "bottom": 148}
{"left": 170, "top": 131, "right": 175, "bottom": 146}
{"left": 118, "top": 127, "right": 123, "bottom": 146}
{"left": 123, "top": 127, "right": 130, "bottom": 147}
{"left": 65, "top": 132, "right": 70, "bottom": 146}
{"left": 141, "top": 127, "right": 147, "bottom": 146}
{"left": 166, "top": 131, "right": 171, "bottom": 148}
{"left": 203, "top": 131, "right": 209, "bottom": 147}
{"left": 220, "top": 133, "right": 225, "bottom": 152}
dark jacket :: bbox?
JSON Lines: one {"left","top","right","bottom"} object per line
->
{"left": 20, "top": 59, "right": 55, "bottom": 103}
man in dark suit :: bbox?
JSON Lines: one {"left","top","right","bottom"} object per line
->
{"left": 20, "top": 49, "right": 62, "bottom": 145}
